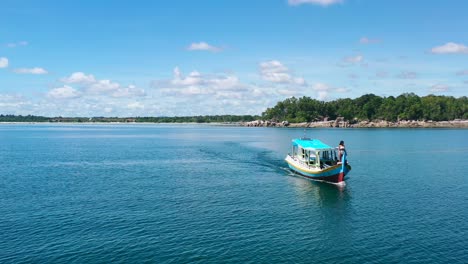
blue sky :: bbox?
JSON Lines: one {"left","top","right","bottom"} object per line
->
{"left": 1, "top": 0, "right": 467, "bottom": 117}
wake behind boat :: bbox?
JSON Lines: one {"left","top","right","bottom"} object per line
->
{"left": 285, "top": 138, "right": 351, "bottom": 184}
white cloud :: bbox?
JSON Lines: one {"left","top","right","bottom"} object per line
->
{"left": 6, "top": 41, "right": 28, "bottom": 48}
{"left": 430, "top": 84, "right": 449, "bottom": 93}
{"left": 0, "top": 57, "right": 8, "bottom": 68}
{"left": 0, "top": 94, "right": 30, "bottom": 110}
{"left": 111, "top": 85, "right": 146, "bottom": 98}
{"left": 88, "top": 79, "right": 120, "bottom": 94}
{"left": 375, "top": 71, "right": 388, "bottom": 78}
{"left": 259, "top": 60, "right": 290, "bottom": 83}
{"left": 456, "top": 70, "right": 468, "bottom": 76}
{"left": 335, "top": 87, "right": 350, "bottom": 93}
{"left": 431, "top": 42, "right": 468, "bottom": 54}
{"left": 312, "top": 82, "right": 349, "bottom": 100}
{"left": 277, "top": 89, "right": 302, "bottom": 96}
{"left": 47, "top": 85, "right": 82, "bottom": 99}
{"left": 313, "top": 83, "right": 331, "bottom": 91}
{"left": 157, "top": 67, "right": 246, "bottom": 96}
{"left": 343, "top": 55, "right": 363, "bottom": 63}
{"left": 127, "top": 102, "right": 144, "bottom": 109}
{"left": 348, "top": 73, "right": 359, "bottom": 79}
{"left": 207, "top": 75, "right": 240, "bottom": 90}
{"left": 149, "top": 67, "right": 277, "bottom": 116}
{"left": 14, "top": 67, "right": 48, "bottom": 74}
{"left": 58, "top": 72, "right": 145, "bottom": 98}
{"left": 171, "top": 67, "right": 203, "bottom": 86}
{"left": 61, "top": 72, "right": 96, "bottom": 83}
{"left": 288, "top": 0, "right": 342, "bottom": 6}
{"left": 259, "top": 60, "right": 305, "bottom": 85}
{"left": 338, "top": 55, "right": 364, "bottom": 67}
{"left": 313, "top": 83, "right": 330, "bottom": 100}
{"left": 317, "top": 91, "right": 328, "bottom": 100}
{"left": 359, "top": 37, "right": 380, "bottom": 44}
{"left": 187, "top": 42, "right": 222, "bottom": 52}
{"left": 397, "top": 71, "right": 417, "bottom": 79}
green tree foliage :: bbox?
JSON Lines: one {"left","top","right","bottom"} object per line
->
{"left": 0, "top": 114, "right": 50, "bottom": 122}
{"left": 262, "top": 93, "right": 468, "bottom": 122}
{"left": 134, "top": 115, "right": 259, "bottom": 123}
{"left": 0, "top": 114, "right": 260, "bottom": 123}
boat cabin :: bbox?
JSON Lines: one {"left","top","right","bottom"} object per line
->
{"left": 290, "top": 138, "right": 339, "bottom": 168}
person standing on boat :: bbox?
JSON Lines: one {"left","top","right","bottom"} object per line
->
{"left": 338, "top": 140, "right": 346, "bottom": 163}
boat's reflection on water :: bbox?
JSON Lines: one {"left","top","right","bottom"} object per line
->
{"left": 286, "top": 173, "right": 354, "bottom": 249}
{"left": 286, "top": 173, "right": 351, "bottom": 208}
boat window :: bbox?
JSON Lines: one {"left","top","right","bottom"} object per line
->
{"left": 323, "top": 150, "right": 334, "bottom": 159}
{"left": 309, "top": 152, "right": 316, "bottom": 165}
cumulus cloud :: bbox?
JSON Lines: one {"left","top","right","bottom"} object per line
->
{"left": 344, "top": 55, "right": 363, "bottom": 63}
{"left": 14, "top": 67, "right": 48, "bottom": 74}
{"left": 88, "top": 79, "right": 120, "bottom": 94}
{"left": 334, "top": 87, "right": 350, "bottom": 93}
{"left": 312, "top": 83, "right": 349, "bottom": 101}
{"left": 430, "top": 84, "right": 449, "bottom": 93}
{"left": 456, "top": 70, "right": 468, "bottom": 76}
{"left": 171, "top": 67, "right": 204, "bottom": 86}
{"left": 127, "top": 101, "right": 144, "bottom": 109}
{"left": 187, "top": 42, "right": 222, "bottom": 52}
{"left": 148, "top": 67, "right": 278, "bottom": 116}
{"left": 0, "top": 94, "right": 30, "bottom": 110}
{"left": 338, "top": 55, "right": 364, "bottom": 67}
{"left": 0, "top": 57, "right": 8, "bottom": 68}
{"left": 396, "top": 71, "right": 417, "bottom": 79}
{"left": 61, "top": 72, "right": 96, "bottom": 83}
{"left": 288, "top": 0, "right": 342, "bottom": 6}
{"left": 155, "top": 67, "right": 247, "bottom": 97}
{"left": 209, "top": 75, "right": 241, "bottom": 90}
{"left": 58, "top": 72, "right": 145, "bottom": 98}
{"left": 375, "top": 71, "right": 388, "bottom": 78}
{"left": 259, "top": 60, "right": 305, "bottom": 85}
{"left": 431, "top": 42, "right": 468, "bottom": 54}
{"left": 359, "top": 37, "right": 380, "bottom": 44}
{"left": 6, "top": 41, "right": 28, "bottom": 48}
{"left": 47, "top": 85, "right": 82, "bottom": 99}
{"left": 112, "top": 85, "right": 146, "bottom": 98}
{"left": 348, "top": 73, "right": 359, "bottom": 79}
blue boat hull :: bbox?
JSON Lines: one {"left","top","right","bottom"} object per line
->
{"left": 287, "top": 163, "right": 351, "bottom": 183}
{"left": 285, "top": 155, "right": 352, "bottom": 183}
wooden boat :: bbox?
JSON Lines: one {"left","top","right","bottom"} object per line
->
{"left": 285, "top": 138, "right": 351, "bottom": 184}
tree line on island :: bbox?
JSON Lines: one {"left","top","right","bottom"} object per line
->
{"left": 1, "top": 93, "right": 467, "bottom": 123}
{"left": 0, "top": 114, "right": 260, "bottom": 123}
{"left": 262, "top": 93, "right": 467, "bottom": 123}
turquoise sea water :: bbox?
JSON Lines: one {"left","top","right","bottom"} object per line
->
{"left": 1, "top": 124, "right": 467, "bottom": 263}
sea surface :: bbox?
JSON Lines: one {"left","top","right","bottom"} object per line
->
{"left": 1, "top": 124, "right": 467, "bottom": 263}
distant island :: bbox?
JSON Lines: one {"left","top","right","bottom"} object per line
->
{"left": 0, "top": 115, "right": 260, "bottom": 124}
{"left": 245, "top": 93, "right": 468, "bottom": 128}
{"left": 1, "top": 93, "right": 467, "bottom": 128}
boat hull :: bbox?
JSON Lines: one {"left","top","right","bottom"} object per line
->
{"left": 285, "top": 155, "right": 351, "bottom": 183}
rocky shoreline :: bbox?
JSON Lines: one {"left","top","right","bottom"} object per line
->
{"left": 241, "top": 119, "right": 468, "bottom": 128}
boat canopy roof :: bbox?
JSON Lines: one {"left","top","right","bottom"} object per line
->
{"left": 292, "top": 138, "right": 333, "bottom": 151}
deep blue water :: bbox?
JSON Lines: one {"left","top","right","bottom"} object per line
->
{"left": 1, "top": 124, "right": 467, "bottom": 263}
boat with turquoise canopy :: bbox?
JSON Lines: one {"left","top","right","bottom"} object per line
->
{"left": 285, "top": 138, "right": 351, "bottom": 184}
